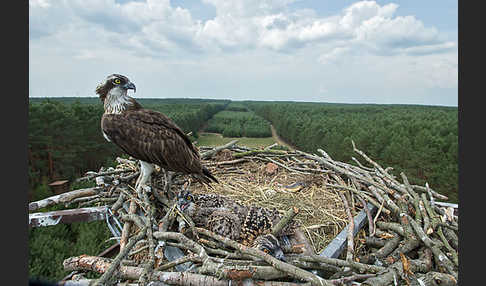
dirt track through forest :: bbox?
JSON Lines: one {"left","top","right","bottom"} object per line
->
{"left": 270, "top": 124, "right": 295, "bottom": 150}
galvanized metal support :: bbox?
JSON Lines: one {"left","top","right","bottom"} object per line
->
{"left": 320, "top": 203, "right": 377, "bottom": 258}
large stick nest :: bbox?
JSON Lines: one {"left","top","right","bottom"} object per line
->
{"left": 51, "top": 141, "right": 458, "bottom": 286}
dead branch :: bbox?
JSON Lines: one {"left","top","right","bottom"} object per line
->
{"left": 357, "top": 195, "right": 374, "bottom": 236}
{"left": 76, "top": 168, "right": 134, "bottom": 182}
{"left": 120, "top": 200, "right": 138, "bottom": 251}
{"left": 337, "top": 191, "right": 354, "bottom": 268}
{"left": 200, "top": 139, "right": 239, "bottom": 159}
{"left": 93, "top": 227, "right": 147, "bottom": 286}
{"left": 271, "top": 207, "right": 299, "bottom": 236}
{"left": 411, "top": 185, "right": 449, "bottom": 201}
{"left": 294, "top": 255, "right": 385, "bottom": 274}
{"left": 29, "top": 187, "right": 102, "bottom": 212}
{"left": 195, "top": 228, "right": 331, "bottom": 286}
{"left": 406, "top": 214, "right": 457, "bottom": 279}
{"left": 64, "top": 255, "right": 233, "bottom": 286}
{"left": 233, "top": 149, "right": 289, "bottom": 158}
{"left": 361, "top": 252, "right": 434, "bottom": 286}
{"left": 205, "top": 158, "right": 248, "bottom": 166}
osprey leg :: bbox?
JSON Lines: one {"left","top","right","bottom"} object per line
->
{"left": 135, "top": 160, "right": 154, "bottom": 197}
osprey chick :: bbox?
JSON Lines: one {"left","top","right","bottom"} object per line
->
{"left": 96, "top": 74, "right": 218, "bottom": 195}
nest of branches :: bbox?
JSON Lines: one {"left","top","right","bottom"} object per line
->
{"left": 30, "top": 140, "right": 458, "bottom": 286}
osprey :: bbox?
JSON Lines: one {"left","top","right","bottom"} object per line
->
{"left": 96, "top": 74, "right": 218, "bottom": 195}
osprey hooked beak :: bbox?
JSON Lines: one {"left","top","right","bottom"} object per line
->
{"left": 123, "top": 82, "right": 136, "bottom": 93}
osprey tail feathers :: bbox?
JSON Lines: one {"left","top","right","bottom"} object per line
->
{"left": 201, "top": 166, "right": 219, "bottom": 184}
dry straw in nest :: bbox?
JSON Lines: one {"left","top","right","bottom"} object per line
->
{"left": 187, "top": 158, "right": 349, "bottom": 254}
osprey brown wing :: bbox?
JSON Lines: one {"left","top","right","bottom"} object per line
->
{"left": 101, "top": 108, "right": 202, "bottom": 175}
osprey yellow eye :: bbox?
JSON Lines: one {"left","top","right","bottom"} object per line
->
{"left": 114, "top": 78, "right": 121, "bottom": 84}
{"left": 187, "top": 195, "right": 193, "bottom": 201}
{"left": 263, "top": 248, "right": 270, "bottom": 254}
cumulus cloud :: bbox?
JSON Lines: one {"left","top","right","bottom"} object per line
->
{"left": 29, "top": 0, "right": 453, "bottom": 56}
{"left": 29, "top": 0, "right": 457, "bottom": 104}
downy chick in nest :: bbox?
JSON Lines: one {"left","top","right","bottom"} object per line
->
{"left": 176, "top": 187, "right": 298, "bottom": 261}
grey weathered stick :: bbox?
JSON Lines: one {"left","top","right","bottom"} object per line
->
{"left": 79, "top": 197, "right": 118, "bottom": 207}
{"left": 253, "top": 156, "right": 311, "bottom": 174}
{"left": 401, "top": 172, "right": 422, "bottom": 224}
{"left": 326, "top": 184, "right": 390, "bottom": 215}
{"left": 376, "top": 221, "right": 405, "bottom": 237}
{"left": 442, "top": 227, "right": 458, "bottom": 250}
{"left": 233, "top": 149, "right": 289, "bottom": 158}
{"left": 406, "top": 214, "right": 457, "bottom": 279}
{"left": 419, "top": 199, "right": 432, "bottom": 234}
{"left": 372, "top": 232, "right": 401, "bottom": 260}
{"left": 425, "top": 182, "right": 436, "bottom": 206}
{"left": 205, "top": 158, "right": 247, "bottom": 166}
{"left": 297, "top": 150, "right": 392, "bottom": 199}
{"left": 361, "top": 252, "right": 434, "bottom": 286}
{"left": 200, "top": 139, "right": 239, "bottom": 159}
{"left": 436, "top": 227, "right": 458, "bottom": 266}
{"left": 155, "top": 254, "right": 200, "bottom": 271}
{"left": 328, "top": 273, "right": 377, "bottom": 285}
{"left": 357, "top": 195, "right": 374, "bottom": 236}
{"left": 433, "top": 201, "right": 458, "bottom": 208}
{"left": 337, "top": 191, "right": 354, "bottom": 268}
{"left": 295, "top": 255, "right": 385, "bottom": 273}
{"left": 67, "top": 194, "right": 101, "bottom": 206}
{"left": 411, "top": 185, "right": 448, "bottom": 201}
{"left": 29, "top": 187, "right": 101, "bottom": 211}
{"left": 271, "top": 207, "right": 299, "bottom": 236}
{"left": 289, "top": 260, "right": 341, "bottom": 273}
{"left": 385, "top": 207, "right": 420, "bottom": 265}
{"left": 76, "top": 169, "right": 133, "bottom": 182}
{"left": 364, "top": 236, "right": 386, "bottom": 248}
{"left": 264, "top": 143, "right": 279, "bottom": 150}
{"left": 58, "top": 279, "right": 139, "bottom": 286}
{"left": 119, "top": 171, "right": 140, "bottom": 182}
{"left": 153, "top": 231, "right": 209, "bottom": 261}
{"left": 121, "top": 213, "right": 146, "bottom": 230}
{"left": 196, "top": 228, "right": 331, "bottom": 286}
{"left": 139, "top": 190, "right": 157, "bottom": 284}
{"left": 64, "top": 255, "right": 237, "bottom": 286}
{"left": 410, "top": 272, "right": 457, "bottom": 286}
{"left": 111, "top": 192, "right": 126, "bottom": 213}
{"left": 93, "top": 227, "right": 147, "bottom": 286}
{"left": 421, "top": 193, "right": 440, "bottom": 231}
{"left": 120, "top": 200, "right": 138, "bottom": 251}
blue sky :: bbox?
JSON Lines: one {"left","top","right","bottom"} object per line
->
{"left": 29, "top": 0, "right": 458, "bottom": 106}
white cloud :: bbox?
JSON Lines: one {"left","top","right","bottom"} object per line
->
{"left": 29, "top": 0, "right": 457, "bottom": 105}
{"left": 340, "top": 1, "right": 398, "bottom": 29}
{"left": 202, "top": 0, "right": 297, "bottom": 17}
{"left": 318, "top": 46, "right": 351, "bottom": 64}
{"left": 29, "top": 0, "right": 454, "bottom": 56}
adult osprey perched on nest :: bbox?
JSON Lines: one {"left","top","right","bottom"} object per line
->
{"left": 95, "top": 74, "right": 218, "bottom": 195}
